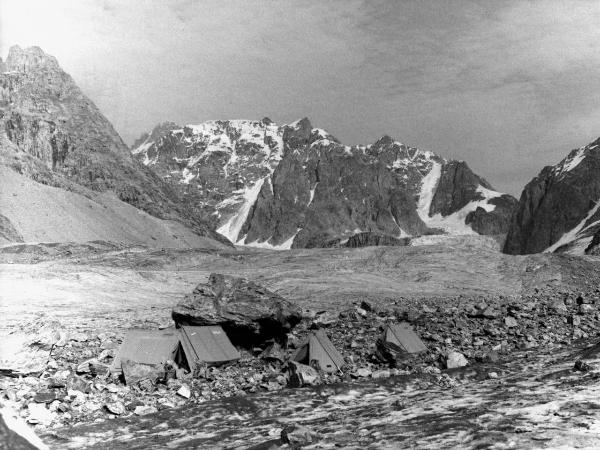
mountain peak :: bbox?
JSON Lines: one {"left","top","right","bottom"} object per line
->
{"left": 5, "top": 45, "right": 60, "bottom": 72}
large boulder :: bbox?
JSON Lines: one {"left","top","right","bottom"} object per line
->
{"left": 172, "top": 274, "right": 302, "bottom": 347}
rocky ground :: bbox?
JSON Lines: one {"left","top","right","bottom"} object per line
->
{"left": 1, "top": 238, "right": 600, "bottom": 448}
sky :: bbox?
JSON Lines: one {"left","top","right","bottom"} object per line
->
{"left": 2, "top": 0, "right": 600, "bottom": 196}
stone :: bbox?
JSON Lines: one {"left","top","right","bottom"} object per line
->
{"left": 287, "top": 361, "right": 321, "bottom": 387}
{"left": 33, "top": 390, "right": 59, "bottom": 404}
{"left": 579, "top": 304, "right": 594, "bottom": 315}
{"left": 574, "top": 360, "right": 592, "bottom": 372}
{"left": 172, "top": 274, "right": 302, "bottom": 347}
{"left": 568, "top": 315, "right": 581, "bottom": 326}
{"left": 105, "top": 402, "right": 126, "bottom": 415}
{"left": 445, "top": 351, "right": 468, "bottom": 369}
{"left": 504, "top": 317, "right": 518, "bottom": 328}
{"left": 134, "top": 405, "right": 158, "bottom": 416}
{"left": 353, "top": 368, "right": 372, "bottom": 378}
{"left": 488, "top": 372, "right": 498, "bottom": 379}
{"left": 548, "top": 299, "right": 568, "bottom": 315}
{"left": 281, "top": 423, "right": 318, "bottom": 447}
{"left": 121, "top": 359, "right": 165, "bottom": 386}
{"left": 260, "top": 342, "right": 286, "bottom": 363}
{"left": 177, "top": 384, "right": 191, "bottom": 399}
{"left": 371, "top": 369, "right": 391, "bottom": 380}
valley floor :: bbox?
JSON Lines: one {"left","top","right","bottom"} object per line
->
{"left": 1, "top": 238, "right": 600, "bottom": 448}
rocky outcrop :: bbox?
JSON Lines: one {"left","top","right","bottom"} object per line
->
{"left": 344, "top": 232, "right": 410, "bottom": 248}
{"left": 172, "top": 274, "right": 302, "bottom": 346}
{"left": 0, "top": 46, "right": 226, "bottom": 245}
{"left": 504, "top": 138, "right": 600, "bottom": 255}
{"left": 134, "top": 118, "right": 516, "bottom": 248}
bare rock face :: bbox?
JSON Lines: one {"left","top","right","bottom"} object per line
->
{"left": 172, "top": 274, "right": 302, "bottom": 347}
{"left": 0, "top": 46, "right": 225, "bottom": 245}
{"left": 344, "top": 232, "right": 410, "bottom": 248}
{"left": 134, "top": 118, "right": 516, "bottom": 248}
{"left": 504, "top": 138, "right": 600, "bottom": 255}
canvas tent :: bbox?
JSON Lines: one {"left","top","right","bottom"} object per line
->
{"left": 110, "top": 328, "right": 180, "bottom": 376}
{"left": 292, "top": 330, "right": 345, "bottom": 373}
{"left": 380, "top": 322, "right": 427, "bottom": 355}
{"left": 174, "top": 325, "right": 240, "bottom": 374}
{"left": 111, "top": 326, "right": 240, "bottom": 381}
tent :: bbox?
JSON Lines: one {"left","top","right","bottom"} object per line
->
{"left": 292, "top": 330, "right": 344, "bottom": 373}
{"left": 379, "top": 322, "right": 427, "bottom": 356}
{"left": 110, "top": 328, "right": 179, "bottom": 376}
{"left": 175, "top": 325, "right": 240, "bottom": 373}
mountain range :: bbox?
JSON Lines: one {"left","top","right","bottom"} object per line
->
{"left": 132, "top": 118, "right": 516, "bottom": 248}
{"left": 2, "top": 45, "right": 600, "bottom": 256}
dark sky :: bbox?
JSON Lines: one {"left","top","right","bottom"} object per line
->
{"left": 3, "top": 0, "right": 600, "bottom": 195}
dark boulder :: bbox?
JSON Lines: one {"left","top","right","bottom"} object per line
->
{"left": 172, "top": 274, "right": 302, "bottom": 347}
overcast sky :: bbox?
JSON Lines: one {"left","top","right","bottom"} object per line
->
{"left": 2, "top": 0, "right": 600, "bottom": 195}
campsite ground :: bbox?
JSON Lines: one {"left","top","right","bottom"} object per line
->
{"left": 2, "top": 236, "right": 600, "bottom": 448}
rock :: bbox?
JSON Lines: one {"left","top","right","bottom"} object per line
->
{"left": 574, "top": 360, "right": 592, "bottom": 372}
{"left": 568, "top": 315, "right": 581, "bottom": 326}
{"left": 548, "top": 299, "right": 568, "bottom": 315}
{"left": 172, "top": 274, "right": 302, "bottom": 347}
{"left": 121, "top": 359, "right": 165, "bottom": 386}
{"left": 311, "top": 311, "right": 338, "bottom": 327}
{"left": 504, "top": 137, "right": 600, "bottom": 254}
{"left": 176, "top": 385, "right": 191, "bottom": 399}
{"left": 281, "top": 423, "right": 318, "bottom": 447}
{"left": 579, "top": 304, "right": 594, "bottom": 315}
{"left": 445, "top": 351, "right": 468, "bottom": 369}
{"left": 504, "top": 317, "right": 518, "bottom": 328}
{"left": 33, "top": 390, "right": 59, "bottom": 404}
{"left": 372, "top": 369, "right": 391, "bottom": 380}
{"left": 353, "top": 368, "right": 372, "bottom": 378}
{"left": 260, "top": 342, "right": 287, "bottom": 363}
{"left": 134, "top": 405, "right": 158, "bottom": 416}
{"left": 287, "top": 361, "right": 321, "bottom": 387}
{"left": 76, "top": 358, "right": 97, "bottom": 374}
{"left": 105, "top": 402, "right": 126, "bottom": 415}
{"left": 488, "top": 372, "right": 498, "bottom": 379}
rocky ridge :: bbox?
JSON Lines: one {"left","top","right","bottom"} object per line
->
{"left": 504, "top": 137, "right": 600, "bottom": 255}
{"left": 133, "top": 118, "right": 517, "bottom": 248}
{"left": 0, "top": 46, "right": 226, "bottom": 245}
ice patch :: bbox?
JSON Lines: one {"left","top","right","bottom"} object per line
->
{"left": 418, "top": 164, "right": 503, "bottom": 235}
{"left": 1, "top": 407, "right": 49, "bottom": 449}
{"left": 416, "top": 161, "right": 442, "bottom": 222}
{"left": 243, "top": 228, "right": 301, "bottom": 250}
{"left": 132, "top": 140, "right": 154, "bottom": 156}
{"left": 545, "top": 201, "right": 600, "bottom": 253}
{"left": 216, "top": 177, "right": 266, "bottom": 243}
{"left": 308, "top": 182, "right": 318, "bottom": 206}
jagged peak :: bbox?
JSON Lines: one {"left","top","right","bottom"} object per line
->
{"left": 285, "top": 117, "right": 312, "bottom": 131}
{"left": 5, "top": 45, "right": 60, "bottom": 72}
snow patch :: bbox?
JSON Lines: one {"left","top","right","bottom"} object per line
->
{"left": 216, "top": 177, "right": 266, "bottom": 243}
{"left": 243, "top": 228, "right": 301, "bottom": 250}
{"left": 416, "top": 161, "right": 442, "bottom": 222}
{"left": 545, "top": 201, "right": 600, "bottom": 253}
{"left": 308, "top": 182, "right": 318, "bottom": 206}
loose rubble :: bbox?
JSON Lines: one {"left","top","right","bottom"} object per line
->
{"left": 2, "top": 284, "right": 600, "bottom": 434}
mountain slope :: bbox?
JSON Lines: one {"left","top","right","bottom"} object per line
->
{"left": 504, "top": 138, "right": 600, "bottom": 255}
{"left": 134, "top": 117, "right": 517, "bottom": 248}
{"left": 0, "top": 45, "right": 227, "bottom": 247}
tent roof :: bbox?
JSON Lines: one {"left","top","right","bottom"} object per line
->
{"left": 110, "top": 329, "right": 179, "bottom": 374}
{"left": 293, "top": 330, "right": 344, "bottom": 372}
{"left": 178, "top": 325, "right": 240, "bottom": 369}
{"left": 383, "top": 323, "right": 427, "bottom": 354}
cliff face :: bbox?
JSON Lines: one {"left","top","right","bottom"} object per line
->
{"left": 0, "top": 46, "right": 225, "bottom": 244}
{"left": 504, "top": 138, "right": 600, "bottom": 255}
{"left": 134, "top": 117, "right": 516, "bottom": 248}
